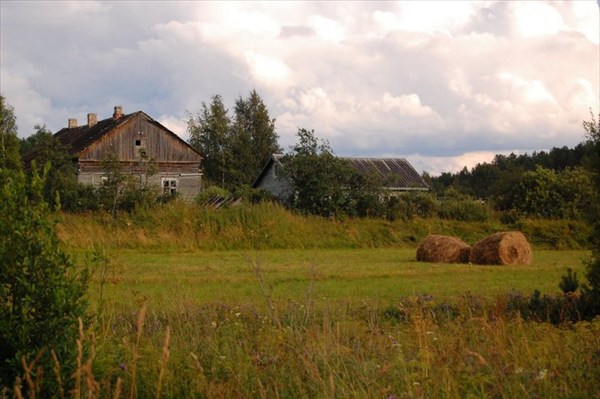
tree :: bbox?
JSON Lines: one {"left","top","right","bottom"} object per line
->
{"left": 0, "top": 95, "right": 22, "bottom": 171}
{"left": 187, "top": 94, "right": 231, "bottom": 187}
{"left": 22, "top": 124, "right": 79, "bottom": 209}
{"left": 188, "top": 91, "right": 281, "bottom": 191}
{"left": 229, "top": 90, "right": 281, "bottom": 189}
{"left": 580, "top": 111, "right": 600, "bottom": 314}
{"left": 0, "top": 165, "right": 89, "bottom": 393}
{"left": 281, "top": 128, "right": 351, "bottom": 216}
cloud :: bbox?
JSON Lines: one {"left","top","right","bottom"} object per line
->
{"left": 1, "top": 1, "right": 598, "bottom": 176}
{"left": 279, "top": 25, "right": 314, "bottom": 39}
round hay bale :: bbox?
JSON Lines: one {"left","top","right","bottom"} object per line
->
{"left": 416, "top": 235, "right": 471, "bottom": 263}
{"left": 469, "top": 231, "right": 532, "bottom": 265}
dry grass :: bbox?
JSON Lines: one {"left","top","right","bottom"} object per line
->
{"left": 470, "top": 231, "right": 533, "bottom": 265}
{"left": 416, "top": 235, "right": 471, "bottom": 263}
{"left": 9, "top": 298, "right": 600, "bottom": 398}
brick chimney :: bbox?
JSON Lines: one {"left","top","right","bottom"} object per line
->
{"left": 68, "top": 118, "right": 78, "bottom": 128}
{"left": 113, "top": 105, "right": 124, "bottom": 120}
{"left": 87, "top": 113, "right": 98, "bottom": 127}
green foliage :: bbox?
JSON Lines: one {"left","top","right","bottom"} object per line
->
{"left": 427, "top": 142, "right": 597, "bottom": 217}
{"left": 580, "top": 111, "right": 600, "bottom": 314}
{"left": 94, "top": 151, "right": 166, "bottom": 216}
{"left": 0, "top": 95, "right": 22, "bottom": 172}
{"left": 437, "top": 189, "right": 491, "bottom": 222}
{"left": 229, "top": 90, "right": 281, "bottom": 188}
{"left": 195, "top": 185, "right": 232, "bottom": 205}
{"left": 558, "top": 268, "right": 579, "bottom": 294}
{"left": 188, "top": 90, "right": 281, "bottom": 190}
{"left": 384, "top": 192, "right": 438, "bottom": 221}
{"left": 508, "top": 166, "right": 597, "bottom": 219}
{"left": 343, "top": 168, "right": 385, "bottom": 217}
{"left": 23, "top": 124, "right": 82, "bottom": 210}
{"left": 282, "top": 128, "right": 352, "bottom": 216}
{"left": 0, "top": 166, "right": 89, "bottom": 393}
{"left": 187, "top": 94, "right": 231, "bottom": 187}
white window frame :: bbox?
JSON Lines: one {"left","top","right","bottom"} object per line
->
{"left": 161, "top": 177, "right": 178, "bottom": 195}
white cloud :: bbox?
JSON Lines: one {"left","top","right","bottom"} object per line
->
{"left": 497, "top": 73, "right": 557, "bottom": 104}
{"left": 1, "top": 0, "right": 598, "bottom": 175}
{"left": 158, "top": 115, "right": 189, "bottom": 141}
{"left": 382, "top": 92, "right": 435, "bottom": 117}
{"left": 244, "top": 51, "right": 291, "bottom": 87}
{"left": 310, "top": 15, "right": 346, "bottom": 42}
{"left": 408, "top": 150, "right": 505, "bottom": 176}
{"left": 511, "top": 2, "right": 564, "bottom": 38}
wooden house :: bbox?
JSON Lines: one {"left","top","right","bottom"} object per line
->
{"left": 253, "top": 153, "right": 429, "bottom": 202}
{"left": 54, "top": 106, "right": 203, "bottom": 199}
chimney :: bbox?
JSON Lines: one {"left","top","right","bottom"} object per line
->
{"left": 68, "top": 118, "right": 78, "bottom": 128}
{"left": 113, "top": 105, "right": 124, "bottom": 120}
{"left": 87, "top": 113, "right": 98, "bottom": 127}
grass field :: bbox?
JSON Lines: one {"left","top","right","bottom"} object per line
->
{"left": 14, "top": 221, "right": 600, "bottom": 399}
{"left": 85, "top": 248, "right": 589, "bottom": 312}
{"left": 52, "top": 247, "right": 598, "bottom": 399}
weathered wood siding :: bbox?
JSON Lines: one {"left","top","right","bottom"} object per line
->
{"left": 78, "top": 114, "right": 201, "bottom": 165}
{"left": 76, "top": 171, "right": 202, "bottom": 200}
{"left": 75, "top": 113, "right": 202, "bottom": 199}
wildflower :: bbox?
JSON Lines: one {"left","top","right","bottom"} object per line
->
{"left": 119, "top": 363, "right": 127, "bottom": 371}
{"left": 211, "top": 321, "right": 217, "bottom": 328}
{"left": 536, "top": 369, "right": 547, "bottom": 380}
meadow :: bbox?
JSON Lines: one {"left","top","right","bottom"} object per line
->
{"left": 86, "top": 248, "right": 588, "bottom": 310}
{"left": 12, "top": 203, "right": 600, "bottom": 398}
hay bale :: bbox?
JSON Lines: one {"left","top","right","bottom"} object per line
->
{"left": 416, "top": 235, "right": 471, "bottom": 263}
{"left": 469, "top": 231, "right": 532, "bottom": 265}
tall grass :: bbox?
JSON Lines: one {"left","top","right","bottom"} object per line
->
{"left": 11, "top": 296, "right": 600, "bottom": 398}
{"left": 15, "top": 203, "right": 594, "bottom": 397}
{"left": 56, "top": 201, "right": 591, "bottom": 251}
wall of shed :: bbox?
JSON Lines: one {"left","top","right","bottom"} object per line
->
{"left": 77, "top": 171, "right": 202, "bottom": 200}
{"left": 255, "top": 164, "right": 294, "bottom": 202}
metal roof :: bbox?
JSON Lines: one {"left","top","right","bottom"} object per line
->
{"left": 253, "top": 154, "right": 429, "bottom": 190}
{"left": 341, "top": 157, "right": 429, "bottom": 190}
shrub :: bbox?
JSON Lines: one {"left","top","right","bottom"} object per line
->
{"left": 0, "top": 166, "right": 89, "bottom": 394}
{"left": 558, "top": 268, "right": 579, "bottom": 294}
{"left": 437, "top": 198, "right": 491, "bottom": 222}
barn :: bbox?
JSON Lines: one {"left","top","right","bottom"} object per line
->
{"left": 53, "top": 106, "right": 203, "bottom": 199}
{"left": 253, "top": 153, "right": 429, "bottom": 202}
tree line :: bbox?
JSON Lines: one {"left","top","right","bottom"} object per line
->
{"left": 2, "top": 92, "right": 600, "bottom": 222}
{"left": 424, "top": 141, "right": 599, "bottom": 221}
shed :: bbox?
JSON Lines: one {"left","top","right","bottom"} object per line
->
{"left": 253, "top": 153, "right": 429, "bottom": 202}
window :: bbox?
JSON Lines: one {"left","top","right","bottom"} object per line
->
{"left": 135, "top": 139, "right": 142, "bottom": 146}
{"left": 162, "top": 178, "right": 178, "bottom": 195}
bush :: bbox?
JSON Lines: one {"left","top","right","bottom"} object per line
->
{"left": 437, "top": 198, "right": 491, "bottom": 222}
{"left": 559, "top": 268, "right": 579, "bottom": 294}
{"left": 0, "top": 166, "right": 89, "bottom": 394}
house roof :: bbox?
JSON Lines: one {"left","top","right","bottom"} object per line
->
{"left": 340, "top": 157, "right": 429, "bottom": 190}
{"left": 253, "top": 154, "right": 429, "bottom": 190}
{"left": 52, "top": 110, "right": 200, "bottom": 158}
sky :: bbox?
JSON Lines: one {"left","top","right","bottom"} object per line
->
{"left": 1, "top": 1, "right": 598, "bottom": 176}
